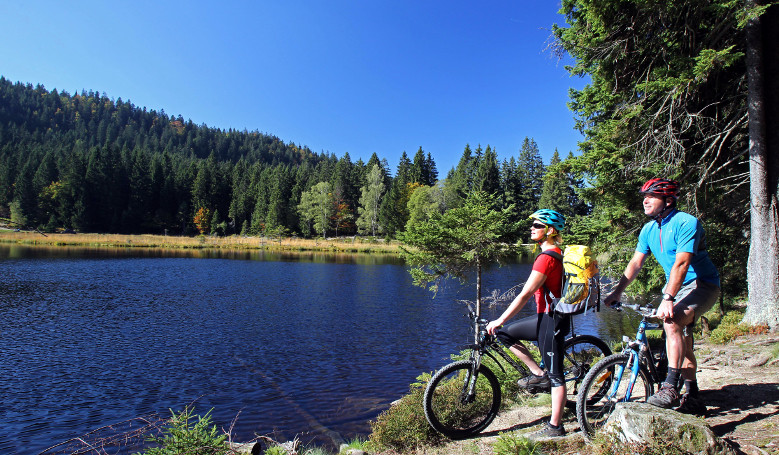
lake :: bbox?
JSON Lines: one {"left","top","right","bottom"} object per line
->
{"left": 0, "top": 245, "right": 636, "bottom": 454}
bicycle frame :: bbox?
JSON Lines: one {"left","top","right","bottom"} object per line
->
{"left": 464, "top": 311, "right": 597, "bottom": 392}
{"left": 606, "top": 304, "right": 665, "bottom": 402}
{"left": 462, "top": 315, "right": 526, "bottom": 401}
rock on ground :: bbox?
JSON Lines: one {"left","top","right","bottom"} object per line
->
{"left": 603, "top": 402, "right": 735, "bottom": 455}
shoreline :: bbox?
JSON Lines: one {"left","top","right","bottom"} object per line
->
{"left": 0, "top": 230, "right": 537, "bottom": 257}
{"left": 0, "top": 230, "right": 405, "bottom": 255}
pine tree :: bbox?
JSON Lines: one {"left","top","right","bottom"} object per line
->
{"left": 410, "top": 147, "right": 431, "bottom": 185}
{"left": 447, "top": 144, "right": 475, "bottom": 205}
{"left": 395, "top": 151, "right": 413, "bottom": 187}
{"left": 538, "top": 150, "right": 568, "bottom": 213}
{"left": 513, "top": 137, "right": 545, "bottom": 221}
{"left": 475, "top": 145, "right": 500, "bottom": 196}
{"left": 425, "top": 152, "right": 439, "bottom": 185}
{"left": 12, "top": 159, "right": 39, "bottom": 228}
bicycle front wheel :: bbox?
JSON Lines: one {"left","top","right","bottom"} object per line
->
{"left": 563, "top": 335, "right": 611, "bottom": 406}
{"left": 423, "top": 360, "right": 501, "bottom": 439}
{"left": 576, "top": 353, "right": 653, "bottom": 439}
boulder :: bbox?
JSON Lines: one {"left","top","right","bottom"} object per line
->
{"left": 602, "top": 402, "right": 735, "bottom": 455}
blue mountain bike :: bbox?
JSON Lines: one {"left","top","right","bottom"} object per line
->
{"left": 575, "top": 302, "right": 668, "bottom": 439}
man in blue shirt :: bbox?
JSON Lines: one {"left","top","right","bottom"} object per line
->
{"left": 604, "top": 178, "right": 720, "bottom": 415}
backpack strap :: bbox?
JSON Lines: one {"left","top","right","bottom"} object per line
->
{"left": 535, "top": 250, "right": 563, "bottom": 307}
{"left": 538, "top": 250, "right": 563, "bottom": 262}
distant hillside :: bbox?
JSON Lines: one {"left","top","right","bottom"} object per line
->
{"left": 0, "top": 76, "right": 318, "bottom": 166}
{"left": 0, "top": 76, "right": 436, "bottom": 237}
{"left": 0, "top": 76, "right": 552, "bottom": 241}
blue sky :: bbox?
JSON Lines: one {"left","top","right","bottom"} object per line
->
{"left": 0, "top": 1, "right": 587, "bottom": 175}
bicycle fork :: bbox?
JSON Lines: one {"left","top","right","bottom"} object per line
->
{"left": 607, "top": 350, "right": 640, "bottom": 402}
{"left": 460, "top": 351, "right": 484, "bottom": 405}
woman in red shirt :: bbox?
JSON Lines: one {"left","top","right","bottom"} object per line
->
{"left": 486, "top": 209, "right": 568, "bottom": 438}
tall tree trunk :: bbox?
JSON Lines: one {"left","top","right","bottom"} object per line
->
{"left": 744, "top": 0, "right": 779, "bottom": 329}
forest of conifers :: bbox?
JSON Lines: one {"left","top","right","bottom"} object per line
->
{"left": 0, "top": 76, "right": 584, "bottom": 240}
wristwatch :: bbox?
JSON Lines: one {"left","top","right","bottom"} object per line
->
{"left": 662, "top": 293, "right": 675, "bottom": 302}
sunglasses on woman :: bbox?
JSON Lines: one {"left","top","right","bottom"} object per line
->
{"left": 531, "top": 222, "right": 547, "bottom": 229}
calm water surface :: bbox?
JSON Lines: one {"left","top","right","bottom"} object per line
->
{"left": 0, "top": 245, "right": 634, "bottom": 454}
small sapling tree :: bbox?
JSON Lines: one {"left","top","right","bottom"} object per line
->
{"left": 400, "top": 191, "right": 519, "bottom": 322}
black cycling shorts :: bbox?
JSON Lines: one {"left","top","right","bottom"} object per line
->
{"left": 496, "top": 313, "right": 571, "bottom": 387}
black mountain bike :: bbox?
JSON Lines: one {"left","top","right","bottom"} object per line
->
{"left": 423, "top": 305, "right": 611, "bottom": 439}
{"left": 575, "top": 302, "right": 668, "bottom": 439}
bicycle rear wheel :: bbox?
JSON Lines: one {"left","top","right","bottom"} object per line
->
{"left": 563, "top": 335, "right": 611, "bottom": 406}
{"left": 423, "top": 360, "right": 501, "bottom": 439}
{"left": 576, "top": 353, "right": 653, "bottom": 439}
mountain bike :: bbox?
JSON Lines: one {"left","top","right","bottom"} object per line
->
{"left": 575, "top": 302, "right": 668, "bottom": 439}
{"left": 422, "top": 304, "right": 611, "bottom": 439}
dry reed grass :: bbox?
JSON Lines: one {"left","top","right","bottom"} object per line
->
{"left": 0, "top": 230, "right": 403, "bottom": 254}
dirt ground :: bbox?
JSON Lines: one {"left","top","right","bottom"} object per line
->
{"left": 407, "top": 333, "right": 779, "bottom": 455}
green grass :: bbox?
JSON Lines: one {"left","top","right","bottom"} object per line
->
{"left": 339, "top": 437, "right": 368, "bottom": 454}
{"left": 493, "top": 432, "right": 540, "bottom": 455}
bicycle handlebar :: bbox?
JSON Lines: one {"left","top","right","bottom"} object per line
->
{"left": 611, "top": 301, "right": 658, "bottom": 318}
{"left": 467, "top": 310, "right": 490, "bottom": 326}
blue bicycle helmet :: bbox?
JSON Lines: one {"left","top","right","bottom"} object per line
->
{"left": 529, "top": 209, "right": 565, "bottom": 231}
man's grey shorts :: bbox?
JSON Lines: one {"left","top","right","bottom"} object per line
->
{"left": 674, "top": 279, "right": 720, "bottom": 325}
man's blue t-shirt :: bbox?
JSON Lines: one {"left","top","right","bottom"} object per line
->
{"left": 636, "top": 209, "right": 720, "bottom": 286}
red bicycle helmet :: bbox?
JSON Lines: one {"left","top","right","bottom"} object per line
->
{"left": 639, "top": 178, "right": 680, "bottom": 198}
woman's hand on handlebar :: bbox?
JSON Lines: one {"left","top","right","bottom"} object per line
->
{"left": 486, "top": 319, "right": 504, "bottom": 335}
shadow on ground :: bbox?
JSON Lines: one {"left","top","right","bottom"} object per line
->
{"left": 703, "top": 382, "right": 779, "bottom": 436}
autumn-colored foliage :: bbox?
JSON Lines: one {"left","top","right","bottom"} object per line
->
{"left": 193, "top": 207, "right": 211, "bottom": 235}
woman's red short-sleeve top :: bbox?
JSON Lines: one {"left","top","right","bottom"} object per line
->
{"left": 532, "top": 248, "right": 564, "bottom": 313}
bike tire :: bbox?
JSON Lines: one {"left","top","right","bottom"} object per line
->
{"left": 576, "top": 353, "right": 653, "bottom": 439}
{"left": 423, "top": 360, "right": 501, "bottom": 439}
{"left": 563, "top": 334, "right": 611, "bottom": 407}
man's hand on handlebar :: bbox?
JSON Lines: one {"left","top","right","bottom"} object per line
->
{"left": 603, "top": 292, "right": 621, "bottom": 308}
{"left": 656, "top": 299, "right": 675, "bottom": 321}
{"left": 608, "top": 301, "right": 659, "bottom": 318}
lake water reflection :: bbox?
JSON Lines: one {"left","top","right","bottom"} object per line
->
{"left": 0, "top": 245, "right": 635, "bottom": 454}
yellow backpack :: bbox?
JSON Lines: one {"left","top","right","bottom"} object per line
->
{"left": 542, "top": 245, "right": 600, "bottom": 315}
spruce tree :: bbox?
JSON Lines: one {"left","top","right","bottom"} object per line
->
{"left": 513, "top": 137, "right": 545, "bottom": 221}
{"left": 538, "top": 150, "right": 568, "bottom": 213}
{"left": 475, "top": 145, "right": 500, "bottom": 196}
